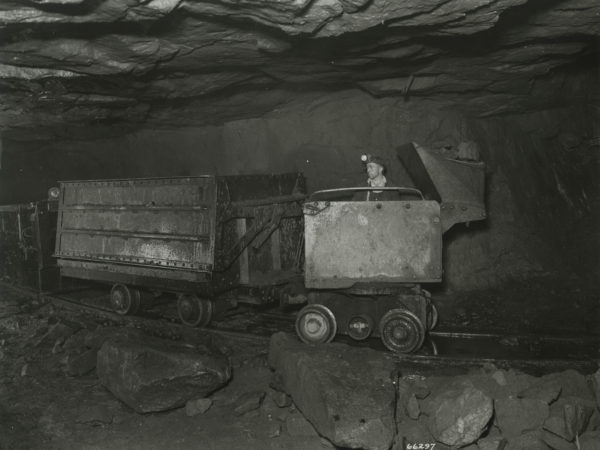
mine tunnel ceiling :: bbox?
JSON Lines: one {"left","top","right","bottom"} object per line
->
{"left": 0, "top": 0, "right": 599, "bottom": 138}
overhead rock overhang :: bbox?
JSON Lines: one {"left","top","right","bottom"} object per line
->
{"left": 0, "top": 0, "right": 598, "bottom": 137}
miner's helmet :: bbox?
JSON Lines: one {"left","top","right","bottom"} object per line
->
{"left": 361, "top": 154, "right": 386, "bottom": 170}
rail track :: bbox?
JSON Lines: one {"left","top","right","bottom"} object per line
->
{"left": 2, "top": 282, "right": 599, "bottom": 375}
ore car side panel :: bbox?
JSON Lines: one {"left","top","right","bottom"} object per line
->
{"left": 55, "top": 177, "right": 216, "bottom": 291}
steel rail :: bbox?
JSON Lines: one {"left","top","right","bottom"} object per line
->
{"left": 1, "top": 281, "right": 598, "bottom": 375}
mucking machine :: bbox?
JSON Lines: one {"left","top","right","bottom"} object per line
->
{"left": 295, "top": 142, "right": 486, "bottom": 353}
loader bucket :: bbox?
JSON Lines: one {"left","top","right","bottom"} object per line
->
{"left": 396, "top": 142, "right": 486, "bottom": 232}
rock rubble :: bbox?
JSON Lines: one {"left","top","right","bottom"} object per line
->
{"left": 268, "top": 332, "right": 600, "bottom": 450}
{"left": 97, "top": 332, "right": 232, "bottom": 413}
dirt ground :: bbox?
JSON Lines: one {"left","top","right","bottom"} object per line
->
{"left": 0, "top": 275, "right": 598, "bottom": 450}
{"left": 0, "top": 287, "right": 331, "bottom": 450}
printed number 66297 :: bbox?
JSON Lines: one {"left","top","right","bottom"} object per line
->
{"left": 406, "top": 444, "right": 436, "bottom": 450}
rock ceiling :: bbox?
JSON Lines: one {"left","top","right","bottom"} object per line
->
{"left": 0, "top": 0, "right": 599, "bottom": 138}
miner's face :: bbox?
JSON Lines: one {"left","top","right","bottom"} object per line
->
{"left": 366, "top": 162, "right": 383, "bottom": 179}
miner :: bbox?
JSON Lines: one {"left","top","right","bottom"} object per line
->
{"left": 356, "top": 154, "right": 396, "bottom": 201}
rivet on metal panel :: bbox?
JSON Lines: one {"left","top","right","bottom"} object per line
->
{"left": 461, "top": 206, "right": 467, "bottom": 211}
{"left": 376, "top": 203, "right": 382, "bottom": 209}
{"left": 433, "top": 217, "right": 440, "bottom": 223}
{"left": 404, "top": 203, "right": 411, "bottom": 209}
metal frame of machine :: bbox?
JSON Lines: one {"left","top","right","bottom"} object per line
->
{"left": 294, "top": 143, "right": 486, "bottom": 353}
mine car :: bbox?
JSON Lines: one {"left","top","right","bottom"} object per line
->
{"left": 0, "top": 195, "right": 60, "bottom": 292}
{"left": 51, "top": 142, "right": 484, "bottom": 354}
{"left": 53, "top": 174, "right": 306, "bottom": 324}
{"left": 295, "top": 143, "right": 486, "bottom": 353}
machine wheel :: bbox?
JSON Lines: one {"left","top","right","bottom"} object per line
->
{"left": 110, "top": 284, "right": 141, "bottom": 315}
{"left": 347, "top": 314, "right": 374, "bottom": 341}
{"left": 379, "top": 309, "right": 425, "bottom": 354}
{"left": 177, "top": 294, "right": 214, "bottom": 327}
{"left": 295, "top": 304, "right": 337, "bottom": 345}
{"left": 427, "top": 303, "right": 438, "bottom": 330}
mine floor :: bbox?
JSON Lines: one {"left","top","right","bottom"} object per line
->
{"left": 0, "top": 286, "right": 329, "bottom": 450}
{"left": 0, "top": 276, "right": 598, "bottom": 450}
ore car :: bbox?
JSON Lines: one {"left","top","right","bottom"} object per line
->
{"left": 0, "top": 196, "right": 60, "bottom": 292}
{"left": 53, "top": 174, "right": 306, "bottom": 325}
{"left": 294, "top": 143, "right": 486, "bottom": 353}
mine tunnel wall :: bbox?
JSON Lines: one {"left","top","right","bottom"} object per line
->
{"left": 1, "top": 91, "right": 597, "bottom": 290}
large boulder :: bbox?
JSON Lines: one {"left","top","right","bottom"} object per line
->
{"left": 518, "top": 379, "right": 562, "bottom": 404}
{"left": 268, "top": 332, "right": 396, "bottom": 450}
{"left": 425, "top": 381, "right": 493, "bottom": 447}
{"left": 543, "top": 396, "right": 597, "bottom": 441}
{"left": 540, "top": 370, "right": 595, "bottom": 402}
{"left": 97, "top": 333, "right": 231, "bottom": 413}
{"left": 579, "top": 430, "right": 600, "bottom": 450}
{"left": 495, "top": 398, "right": 550, "bottom": 437}
{"left": 541, "top": 430, "right": 577, "bottom": 450}
{"left": 505, "top": 430, "right": 550, "bottom": 450}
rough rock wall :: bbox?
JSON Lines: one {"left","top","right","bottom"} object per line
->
{"left": 453, "top": 106, "right": 600, "bottom": 288}
{"left": 1, "top": 90, "right": 596, "bottom": 290}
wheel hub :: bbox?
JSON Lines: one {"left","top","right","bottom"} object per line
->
{"left": 392, "top": 324, "right": 408, "bottom": 340}
{"left": 295, "top": 304, "right": 337, "bottom": 345}
{"left": 379, "top": 309, "right": 425, "bottom": 354}
{"left": 347, "top": 315, "right": 374, "bottom": 341}
{"left": 305, "top": 314, "right": 327, "bottom": 339}
{"left": 179, "top": 298, "right": 196, "bottom": 320}
{"left": 111, "top": 290, "right": 125, "bottom": 309}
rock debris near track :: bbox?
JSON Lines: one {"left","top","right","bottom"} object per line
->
{"left": 96, "top": 332, "right": 232, "bottom": 413}
{"left": 268, "top": 332, "right": 600, "bottom": 450}
{"left": 425, "top": 382, "right": 493, "bottom": 446}
{"left": 1, "top": 292, "right": 599, "bottom": 449}
{"left": 269, "top": 332, "right": 397, "bottom": 450}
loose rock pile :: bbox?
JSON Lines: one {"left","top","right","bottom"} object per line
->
{"left": 9, "top": 315, "right": 233, "bottom": 415}
{"left": 3, "top": 303, "right": 598, "bottom": 450}
{"left": 269, "top": 332, "right": 600, "bottom": 450}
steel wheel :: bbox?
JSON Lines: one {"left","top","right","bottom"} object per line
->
{"left": 177, "top": 294, "right": 213, "bottom": 327}
{"left": 427, "top": 303, "right": 438, "bottom": 330}
{"left": 379, "top": 309, "right": 425, "bottom": 354}
{"left": 110, "top": 284, "right": 141, "bottom": 315}
{"left": 295, "top": 304, "right": 337, "bottom": 345}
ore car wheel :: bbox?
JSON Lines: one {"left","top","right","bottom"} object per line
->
{"left": 427, "top": 303, "right": 439, "bottom": 330}
{"left": 110, "top": 284, "right": 141, "bottom": 315}
{"left": 295, "top": 304, "right": 337, "bottom": 345}
{"left": 177, "top": 294, "right": 213, "bottom": 327}
{"left": 379, "top": 309, "right": 425, "bottom": 354}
